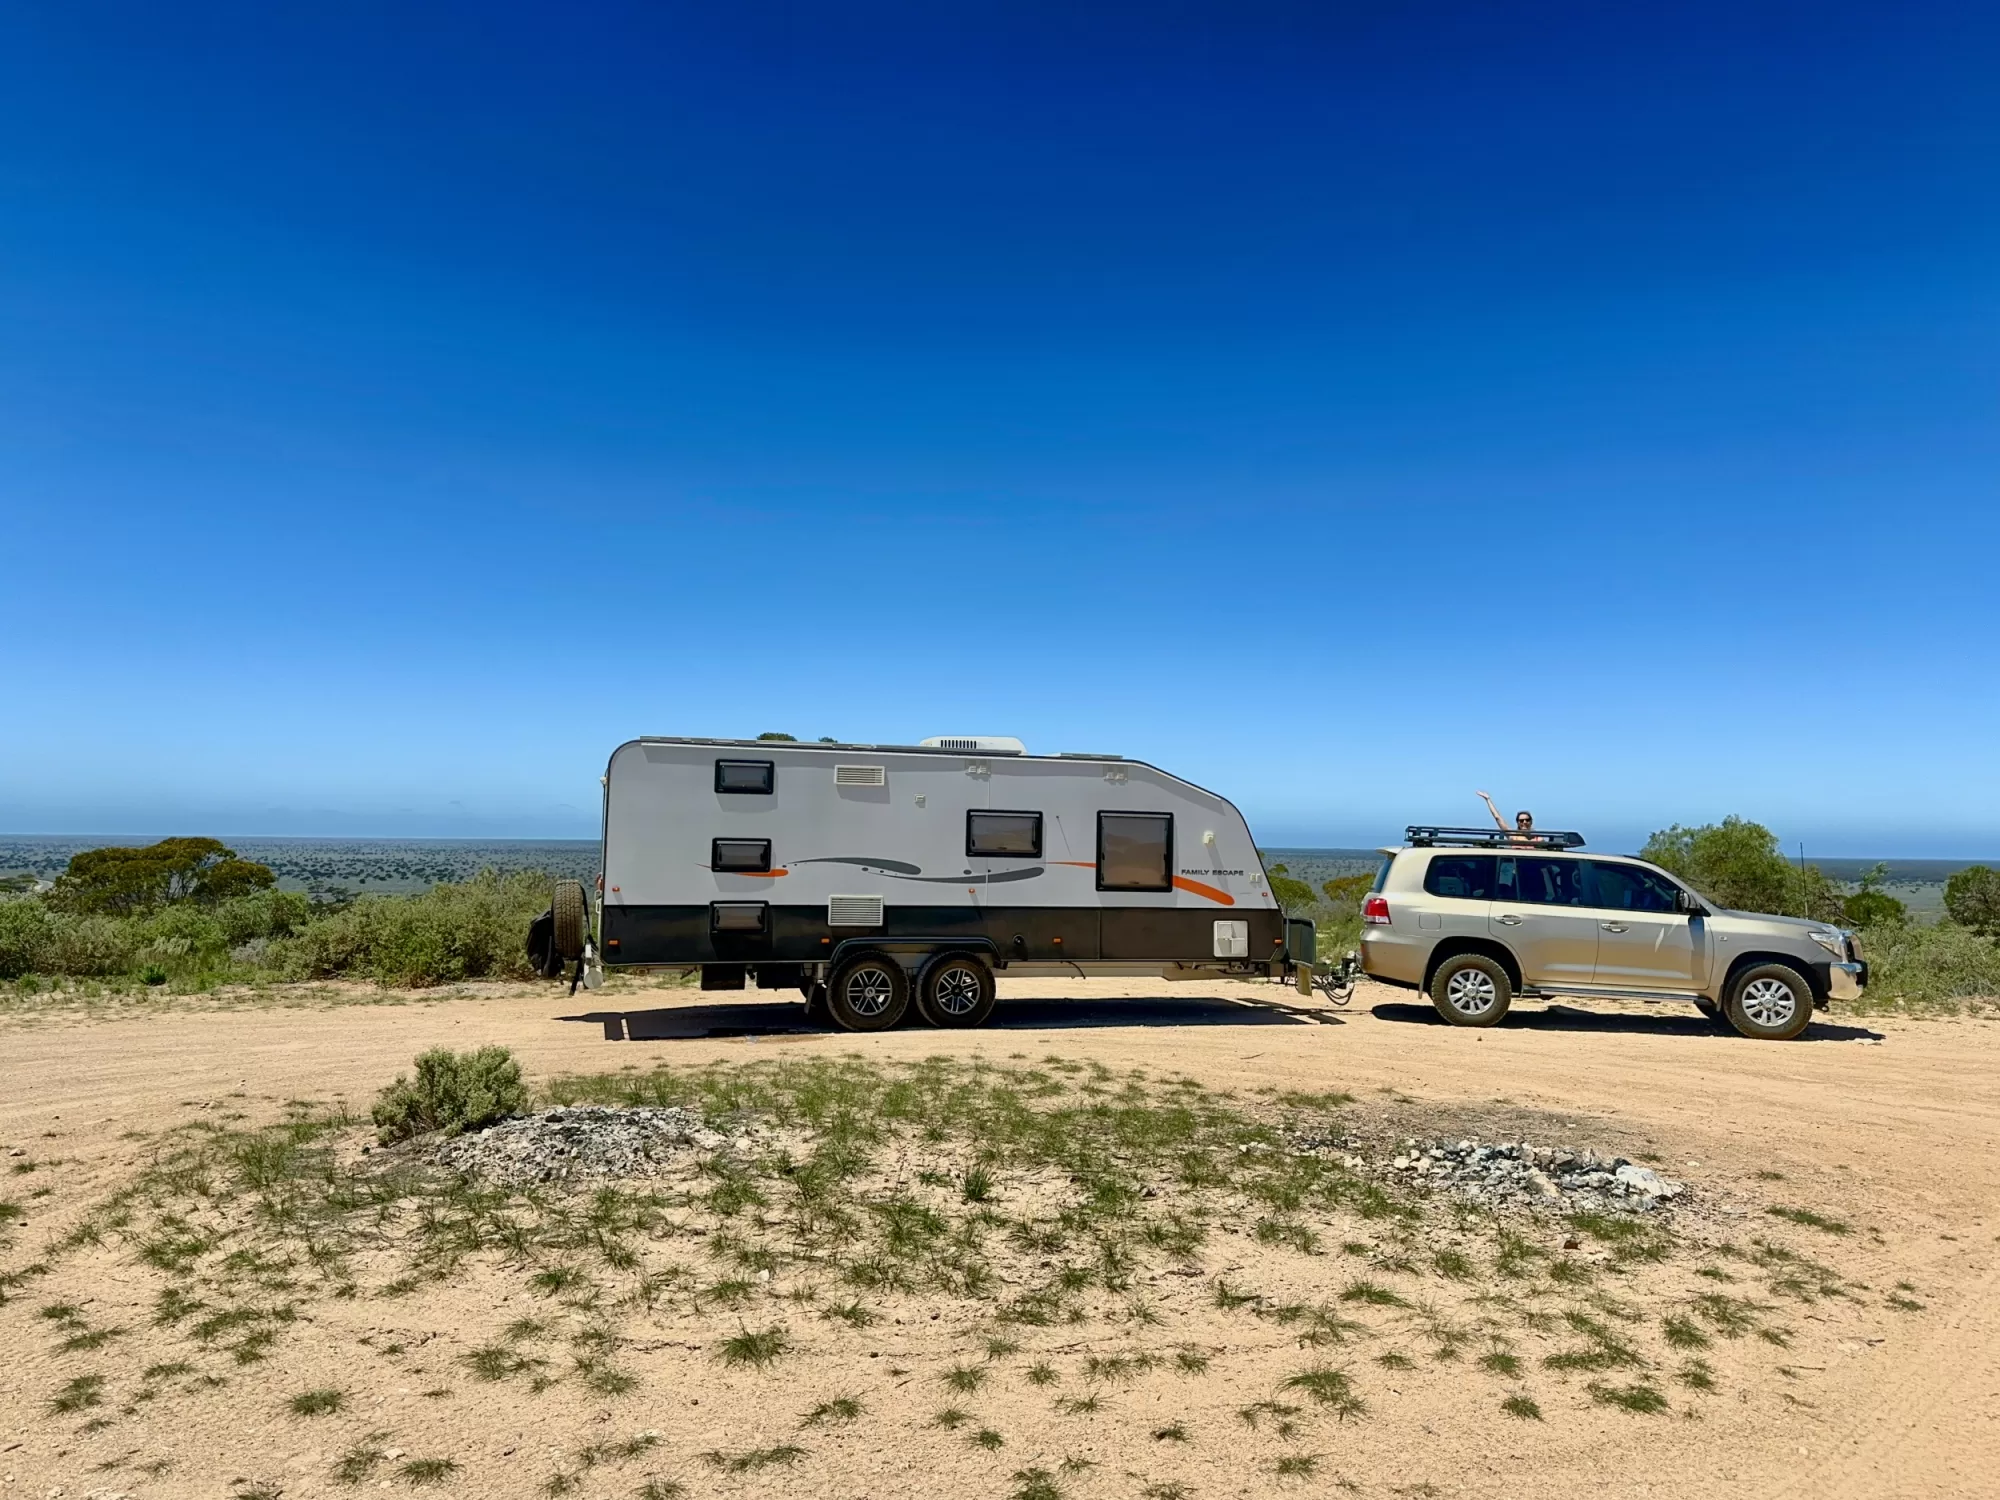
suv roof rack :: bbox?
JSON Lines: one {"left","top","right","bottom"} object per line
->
{"left": 1405, "top": 826, "right": 1586, "bottom": 850}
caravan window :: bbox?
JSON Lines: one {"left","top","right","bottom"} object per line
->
{"left": 715, "top": 760, "right": 774, "bottom": 794}
{"left": 712, "top": 838, "right": 773, "bottom": 873}
{"left": 968, "top": 810, "right": 1042, "bottom": 858}
{"left": 1097, "top": 812, "right": 1173, "bottom": 892}
{"left": 710, "top": 901, "right": 769, "bottom": 934}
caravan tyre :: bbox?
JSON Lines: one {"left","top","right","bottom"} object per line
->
{"left": 918, "top": 955, "right": 997, "bottom": 1029}
{"left": 827, "top": 955, "right": 909, "bottom": 1032}
{"left": 552, "top": 880, "right": 588, "bottom": 963}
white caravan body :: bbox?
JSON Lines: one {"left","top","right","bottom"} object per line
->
{"left": 597, "top": 737, "right": 1299, "bottom": 986}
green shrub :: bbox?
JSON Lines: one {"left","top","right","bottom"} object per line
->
{"left": 0, "top": 899, "right": 135, "bottom": 979}
{"left": 214, "top": 889, "right": 313, "bottom": 947}
{"left": 0, "top": 899, "right": 55, "bottom": 980}
{"left": 1856, "top": 920, "right": 2000, "bottom": 1009}
{"left": 1945, "top": 866, "right": 2000, "bottom": 936}
{"left": 1641, "top": 818, "right": 1842, "bottom": 919}
{"left": 276, "top": 871, "right": 547, "bottom": 987}
{"left": 372, "top": 1046, "right": 529, "bottom": 1143}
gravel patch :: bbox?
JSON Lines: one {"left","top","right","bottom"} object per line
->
{"left": 1294, "top": 1132, "right": 1689, "bottom": 1216}
{"left": 431, "top": 1105, "right": 735, "bottom": 1188}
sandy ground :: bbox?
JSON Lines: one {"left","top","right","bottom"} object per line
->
{"left": 0, "top": 977, "right": 1995, "bottom": 1499}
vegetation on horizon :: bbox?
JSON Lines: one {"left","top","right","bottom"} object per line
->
{"left": 0, "top": 822, "right": 1995, "bottom": 1006}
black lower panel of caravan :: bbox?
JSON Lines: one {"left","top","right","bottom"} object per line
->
{"left": 601, "top": 904, "right": 1283, "bottom": 967}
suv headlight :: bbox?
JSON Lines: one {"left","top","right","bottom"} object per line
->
{"left": 1806, "top": 929, "right": 1845, "bottom": 956}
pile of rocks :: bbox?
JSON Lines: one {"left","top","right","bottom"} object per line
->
{"left": 1298, "top": 1133, "right": 1688, "bottom": 1216}
{"left": 431, "top": 1105, "right": 728, "bottom": 1188}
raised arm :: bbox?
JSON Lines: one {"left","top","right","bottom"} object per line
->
{"left": 1476, "top": 791, "right": 1508, "bottom": 832}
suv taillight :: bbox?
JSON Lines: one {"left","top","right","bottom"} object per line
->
{"left": 1363, "top": 895, "right": 1391, "bottom": 925}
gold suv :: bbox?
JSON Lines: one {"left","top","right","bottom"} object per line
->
{"left": 1358, "top": 828, "right": 1865, "bottom": 1041}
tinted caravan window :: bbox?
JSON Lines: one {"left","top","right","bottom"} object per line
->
{"left": 712, "top": 839, "right": 773, "bottom": 873}
{"left": 1098, "top": 813, "right": 1173, "bottom": 892}
{"left": 1422, "top": 855, "right": 1498, "bottom": 900}
{"left": 968, "top": 811, "right": 1042, "bottom": 858}
{"left": 710, "top": 901, "right": 768, "bottom": 933}
{"left": 715, "top": 760, "right": 774, "bottom": 794}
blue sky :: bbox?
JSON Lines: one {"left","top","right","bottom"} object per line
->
{"left": 2, "top": 2, "right": 1996, "bottom": 855}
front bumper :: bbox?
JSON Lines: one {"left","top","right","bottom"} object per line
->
{"left": 1815, "top": 959, "right": 1867, "bottom": 1003}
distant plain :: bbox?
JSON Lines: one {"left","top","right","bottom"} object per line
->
{"left": 0, "top": 838, "right": 1984, "bottom": 918}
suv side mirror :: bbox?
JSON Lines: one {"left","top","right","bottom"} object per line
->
{"left": 1677, "top": 889, "right": 1707, "bottom": 918}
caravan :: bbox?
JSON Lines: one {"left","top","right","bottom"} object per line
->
{"left": 537, "top": 735, "right": 1316, "bottom": 1031}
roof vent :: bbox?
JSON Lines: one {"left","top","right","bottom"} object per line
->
{"left": 921, "top": 735, "right": 1027, "bottom": 755}
{"left": 835, "top": 764, "right": 887, "bottom": 787}
{"left": 828, "top": 894, "right": 885, "bottom": 927}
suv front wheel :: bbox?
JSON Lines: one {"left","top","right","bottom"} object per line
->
{"left": 1428, "top": 954, "right": 1512, "bottom": 1028}
{"left": 1724, "top": 962, "right": 1813, "bottom": 1041}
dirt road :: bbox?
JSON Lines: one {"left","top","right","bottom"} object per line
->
{"left": 1, "top": 978, "right": 1994, "bottom": 1497}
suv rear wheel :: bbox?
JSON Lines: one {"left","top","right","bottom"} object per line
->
{"left": 1725, "top": 963, "right": 1813, "bottom": 1041}
{"left": 1428, "top": 954, "right": 1512, "bottom": 1028}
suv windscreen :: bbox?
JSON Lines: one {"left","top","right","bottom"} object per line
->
{"left": 1585, "top": 861, "right": 1682, "bottom": 912}
{"left": 1505, "top": 856, "right": 1588, "bottom": 906}
{"left": 1422, "top": 855, "right": 1499, "bottom": 900}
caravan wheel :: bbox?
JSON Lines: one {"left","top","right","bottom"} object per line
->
{"left": 918, "top": 955, "right": 996, "bottom": 1028}
{"left": 827, "top": 955, "right": 909, "bottom": 1032}
{"left": 551, "top": 880, "right": 588, "bottom": 963}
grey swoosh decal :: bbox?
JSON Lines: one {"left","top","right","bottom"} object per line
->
{"left": 892, "top": 868, "right": 1046, "bottom": 885}
{"left": 786, "top": 856, "right": 1045, "bottom": 886}
{"left": 790, "top": 856, "right": 925, "bottom": 875}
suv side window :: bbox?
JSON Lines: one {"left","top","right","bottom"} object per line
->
{"left": 1422, "top": 855, "right": 1498, "bottom": 900}
{"left": 1586, "top": 861, "right": 1681, "bottom": 913}
{"left": 1510, "top": 856, "right": 1587, "bottom": 906}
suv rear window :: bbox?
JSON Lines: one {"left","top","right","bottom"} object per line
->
{"left": 1422, "top": 855, "right": 1499, "bottom": 900}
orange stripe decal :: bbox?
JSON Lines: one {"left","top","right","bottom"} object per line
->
{"left": 1049, "top": 861, "right": 1097, "bottom": 868}
{"left": 708, "top": 868, "right": 789, "bottom": 877}
{"left": 1172, "top": 875, "right": 1235, "bottom": 905}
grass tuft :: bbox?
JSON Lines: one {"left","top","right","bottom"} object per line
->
{"left": 1283, "top": 1366, "right": 1367, "bottom": 1420}
{"left": 1588, "top": 1382, "right": 1669, "bottom": 1415}
{"left": 801, "top": 1395, "right": 864, "bottom": 1427}
{"left": 1766, "top": 1207, "right": 1851, "bottom": 1236}
{"left": 701, "top": 1445, "right": 806, "bottom": 1474}
{"left": 288, "top": 1387, "right": 345, "bottom": 1416}
{"left": 717, "top": 1324, "right": 790, "bottom": 1368}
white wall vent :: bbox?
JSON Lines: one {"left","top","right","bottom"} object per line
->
{"left": 828, "top": 894, "right": 885, "bottom": 927}
{"left": 1213, "top": 920, "right": 1250, "bottom": 958}
{"left": 834, "top": 764, "right": 887, "bottom": 787}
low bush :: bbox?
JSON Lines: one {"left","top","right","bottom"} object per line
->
{"left": 372, "top": 1046, "right": 529, "bottom": 1142}
{"left": 0, "top": 899, "right": 135, "bottom": 980}
{"left": 1854, "top": 920, "right": 2000, "bottom": 1009}
{"left": 276, "top": 871, "right": 547, "bottom": 987}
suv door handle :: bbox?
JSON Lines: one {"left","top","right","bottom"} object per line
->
{"left": 1600, "top": 922, "right": 1628, "bottom": 933}
{"left": 1495, "top": 914, "right": 1523, "bottom": 926}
